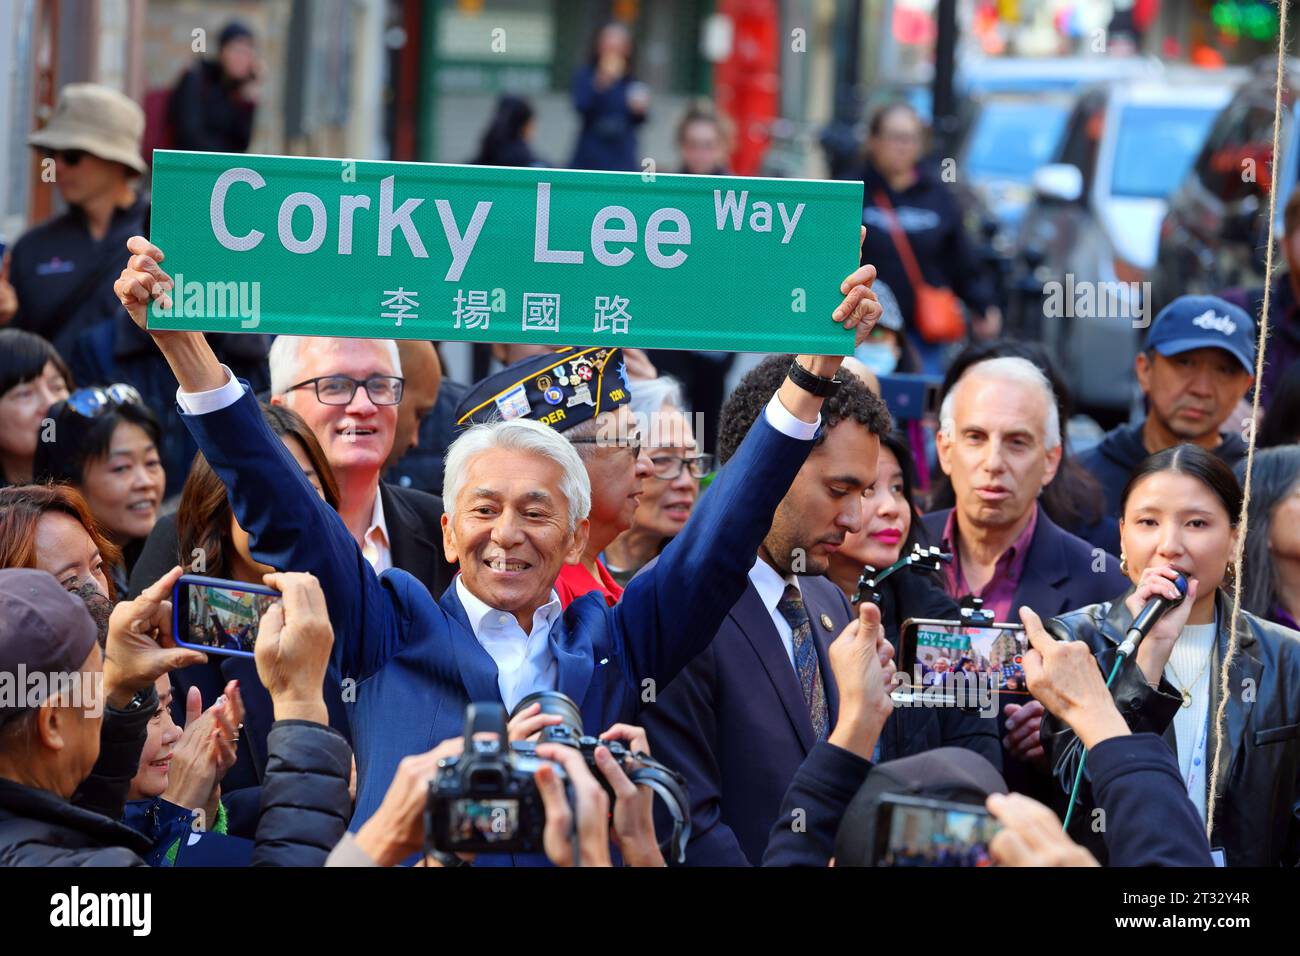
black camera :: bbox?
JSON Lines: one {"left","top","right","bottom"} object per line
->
{"left": 510, "top": 691, "right": 692, "bottom": 863}
{"left": 425, "top": 702, "right": 559, "bottom": 855}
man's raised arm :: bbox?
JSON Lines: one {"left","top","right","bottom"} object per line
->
{"left": 614, "top": 229, "right": 882, "bottom": 693}
{"left": 113, "top": 237, "right": 400, "bottom": 680}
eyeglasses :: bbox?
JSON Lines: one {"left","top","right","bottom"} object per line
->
{"left": 649, "top": 454, "right": 714, "bottom": 480}
{"left": 569, "top": 433, "right": 642, "bottom": 457}
{"left": 287, "top": 375, "right": 404, "bottom": 406}
{"left": 65, "top": 383, "right": 142, "bottom": 419}
{"left": 42, "top": 149, "right": 87, "bottom": 166}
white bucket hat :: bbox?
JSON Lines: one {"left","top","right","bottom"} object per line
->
{"left": 28, "top": 83, "right": 147, "bottom": 175}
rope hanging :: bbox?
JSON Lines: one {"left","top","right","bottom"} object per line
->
{"left": 1205, "top": 0, "right": 1289, "bottom": 836}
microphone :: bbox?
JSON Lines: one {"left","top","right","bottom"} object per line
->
{"left": 1117, "top": 573, "right": 1189, "bottom": 658}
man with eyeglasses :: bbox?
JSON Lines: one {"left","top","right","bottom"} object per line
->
{"left": 2, "top": 85, "right": 150, "bottom": 359}
{"left": 267, "top": 335, "right": 455, "bottom": 599}
{"left": 454, "top": 347, "right": 653, "bottom": 607}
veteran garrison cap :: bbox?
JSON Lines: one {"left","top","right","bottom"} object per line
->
{"left": 454, "top": 346, "right": 630, "bottom": 432}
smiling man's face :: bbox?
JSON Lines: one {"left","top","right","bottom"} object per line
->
{"left": 442, "top": 446, "right": 588, "bottom": 624}
{"left": 277, "top": 339, "right": 398, "bottom": 479}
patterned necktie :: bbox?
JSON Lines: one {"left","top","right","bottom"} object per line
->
{"left": 776, "top": 583, "right": 829, "bottom": 741}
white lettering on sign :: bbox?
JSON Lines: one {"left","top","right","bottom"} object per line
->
{"left": 591, "top": 205, "right": 636, "bottom": 267}
{"left": 206, "top": 169, "right": 710, "bottom": 277}
{"left": 436, "top": 199, "right": 493, "bottom": 281}
{"left": 534, "top": 182, "right": 583, "bottom": 264}
{"left": 645, "top": 208, "right": 690, "bottom": 268}
{"left": 278, "top": 192, "right": 327, "bottom": 254}
{"left": 713, "top": 189, "right": 805, "bottom": 243}
{"left": 211, "top": 168, "right": 266, "bottom": 251}
{"left": 379, "top": 175, "right": 427, "bottom": 258}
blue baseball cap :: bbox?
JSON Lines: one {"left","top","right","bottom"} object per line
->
{"left": 1145, "top": 295, "right": 1256, "bottom": 375}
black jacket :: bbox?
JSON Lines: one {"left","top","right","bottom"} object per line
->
{"left": 858, "top": 162, "right": 994, "bottom": 334}
{"left": 1041, "top": 590, "right": 1300, "bottom": 866}
{"left": 169, "top": 59, "right": 255, "bottom": 153}
{"left": 9, "top": 194, "right": 150, "bottom": 359}
{"left": 1076, "top": 423, "right": 1249, "bottom": 522}
{"left": 0, "top": 690, "right": 353, "bottom": 867}
{"left": 759, "top": 733, "right": 1213, "bottom": 867}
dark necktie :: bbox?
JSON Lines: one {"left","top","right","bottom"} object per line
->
{"left": 776, "top": 583, "right": 829, "bottom": 740}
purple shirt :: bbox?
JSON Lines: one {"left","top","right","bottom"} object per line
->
{"left": 942, "top": 503, "right": 1039, "bottom": 622}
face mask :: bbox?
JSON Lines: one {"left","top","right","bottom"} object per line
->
{"left": 856, "top": 342, "right": 899, "bottom": 376}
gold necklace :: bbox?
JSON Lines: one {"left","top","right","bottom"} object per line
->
{"left": 1167, "top": 649, "right": 1214, "bottom": 709}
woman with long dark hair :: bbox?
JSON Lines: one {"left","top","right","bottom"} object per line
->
{"left": 1235, "top": 445, "right": 1300, "bottom": 630}
{"left": 1040, "top": 443, "right": 1300, "bottom": 866}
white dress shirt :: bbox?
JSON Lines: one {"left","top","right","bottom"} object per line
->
{"left": 455, "top": 576, "right": 562, "bottom": 711}
{"left": 176, "top": 367, "right": 823, "bottom": 706}
{"left": 749, "top": 556, "right": 801, "bottom": 670}
{"left": 360, "top": 491, "right": 392, "bottom": 573}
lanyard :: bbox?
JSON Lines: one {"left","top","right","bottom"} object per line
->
{"left": 1184, "top": 708, "right": 1210, "bottom": 816}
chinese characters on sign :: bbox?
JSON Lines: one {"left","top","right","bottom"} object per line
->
{"left": 522, "top": 292, "right": 561, "bottom": 333}
{"left": 593, "top": 294, "right": 631, "bottom": 334}
{"left": 453, "top": 289, "right": 491, "bottom": 330}
{"left": 381, "top": 288, "right": 419, "bottom": 327}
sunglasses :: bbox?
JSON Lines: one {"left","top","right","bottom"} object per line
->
{"left": 65, "top": 383, "right": 142, "bottom": 419}
{"left": 42, "top": 149, "right": 87, "bottom": 167}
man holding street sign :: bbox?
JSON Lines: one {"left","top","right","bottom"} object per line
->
{"left": 116, "top": 153, "right": 874, "bottom": 864}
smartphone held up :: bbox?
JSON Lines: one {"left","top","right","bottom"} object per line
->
{"left": 172, "top": 574, "right": 280, "bottom": 658}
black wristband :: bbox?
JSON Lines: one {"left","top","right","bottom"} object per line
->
{"left": 787, "top": 359, "right": 843, "bottom": 398}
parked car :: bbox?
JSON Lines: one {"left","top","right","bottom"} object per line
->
{"left": 955, "top": 90, "right": 1075, "bottom": 252}
{"left": 1016, "top": 75, "right": 1241, "bottom": 422}
{"left": 1152, "top": 58, "right": 1300, "bottom": 313}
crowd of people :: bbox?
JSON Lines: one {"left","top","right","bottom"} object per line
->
{"left": 1, "top": 23, "right": 1299, "bottom": 870}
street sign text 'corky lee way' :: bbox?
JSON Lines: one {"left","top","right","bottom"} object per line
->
{"left": 148, "top": 150, "right": 863, "bottom": 354}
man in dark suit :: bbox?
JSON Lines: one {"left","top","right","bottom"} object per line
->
{"left": 924, "top": 355, "right": 1128, "bottom": 795}
{"left": 642, "top": 357, "right": 1001, "bottom": 866}
{"left": 115, "top": 233, "right": 882, "bottom": 864}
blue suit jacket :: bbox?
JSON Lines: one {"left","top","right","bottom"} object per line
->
{"left": 645, "top": 573, "right": 1001, "bottom": 865}
{"left": 181, "top": 386, "right": 817, "bottom": 850}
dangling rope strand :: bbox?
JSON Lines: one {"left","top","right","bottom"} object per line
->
{"left": 1206, "top": 0, "right": 1289, "bottom": 836}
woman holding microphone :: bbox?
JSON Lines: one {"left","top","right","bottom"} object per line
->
{"left": 1038, "top": 443, "right": 1300, "bottom": 866}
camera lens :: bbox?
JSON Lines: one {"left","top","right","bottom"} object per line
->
{"left": 511, "top": 690, "right": 583, "bottom": 737}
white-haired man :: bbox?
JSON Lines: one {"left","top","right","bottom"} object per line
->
{"left": 115, "top": 232, "right": 882, "bottom": 863}
{"left": 267, "top": 334, "right": 454, "bottom": 598}
{"left": 923, "top": 356, "right": 1126, "bottom": 792}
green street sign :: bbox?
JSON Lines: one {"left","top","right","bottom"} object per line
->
{"left": 147, "top": 150, "right": 862, "bottom": 354}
